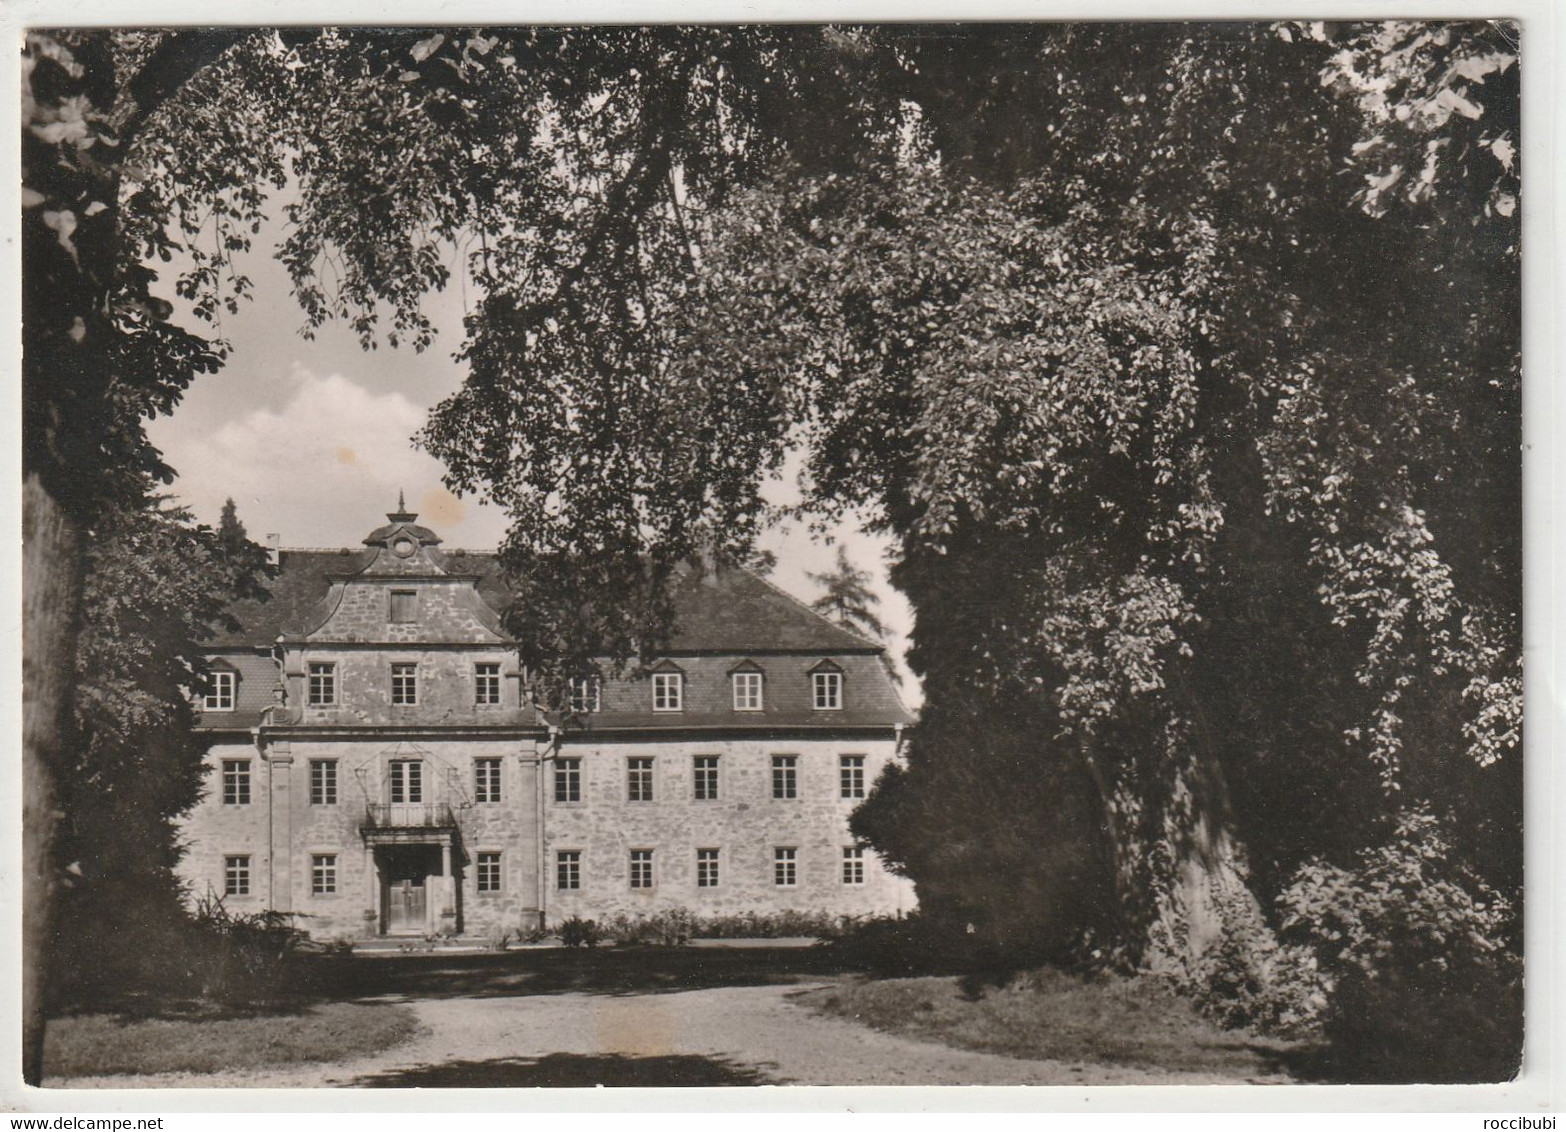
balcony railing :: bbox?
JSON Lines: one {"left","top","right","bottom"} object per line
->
{"left": 362, "top": 802, "right": 457, "bottom": 832}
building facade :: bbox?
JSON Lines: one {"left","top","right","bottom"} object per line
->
{"left": 177, "top": 503, "right": 915, "bottom": 940}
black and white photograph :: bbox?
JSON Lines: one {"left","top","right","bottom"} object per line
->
{"left": 12, "top": 8, "right": 1546, "bottom": 1111}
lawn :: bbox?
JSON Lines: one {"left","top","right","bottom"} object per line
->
{"left": 44, "top": 1002, "right": 421, "bottom": 1079}
{"left": 803, "top": 968, "right": 1304, "bottom": 1081}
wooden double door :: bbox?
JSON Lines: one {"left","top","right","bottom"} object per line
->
{"left": 380, "top": 845, "right": 441, "bottom": 935}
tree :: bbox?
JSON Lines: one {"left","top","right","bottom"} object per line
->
{"left": 808, "top": 547, "right": 888, "bottom": 642}
{"left": 53, "top": 489, "right": 272, "bottom": 1008}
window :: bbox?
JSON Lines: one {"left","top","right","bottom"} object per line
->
{"left": 697, "top": 848, "right": 720, "bottom": 888}
{"left": 732, "top": 670, "right": 763, "bottom": 711}
{"left": 474, "top": 758, "right": 502, "bottom": 803}
{"left": 843, "top": 846, "right": 866, "bottom": 885}
{"left": 693, "top": 755, "right": 720, "bottom": 801}
{"left": 840, "top": 755, "right": 866, "bottom": 800}
{"left": 568, "top": 676, "right": 601, "bottom": 713}
{"left": 222, "top": 759, "right": 251, "bottom": 806}
{"left": 629, "top": 849, "right": 654, "bottom": 889}
{"left": 652, "top": 671, "right": 682, "bottom": 712}
{"left": 813, "top": 669, "right": 843, "bottom": 710}
{"left": 474, "top": 663, "right": 502, "bottom": 706}
{"left": 224, "top": 855, "right": 251, "bottom": 897}
{"left": 477, "top": 852, "right": 502, "bottom": 893}
{"left": 309, "top": 759, "right": 338, "bottom": 806}
{"left": 554, "top": 757, "right": 581, "bottom": 803}
{"left": 771, "top": 755, "right": 798, "bottom": 800}
{"left": 774, "top": 847, "right": 797, "bottom": 887}
{"left": 203, "top": 670, "right": 235, "bottom": 711}
{"left": 307, "top": 662, "right": 336, "bottom": 706}
{"left": 389, "top": 590, "right": 417, "bottom": 623}
{"left": 311, "top": 854, "right": 337, "bottom": 895}
{"left": 557, "top": 850, "right": 581, "bottom": 891}
{"left": 627, "top": 757, "right": 654, "bottom": 802}
{"left": 391, "top": 663, "right": 417, "bottom": 705}
{"left": 389, "top": 759, "right": 423, "bottom": 804}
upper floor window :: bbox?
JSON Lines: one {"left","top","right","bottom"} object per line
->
{"left": 310, "top": 759, "right": 338, "bottom": 806}
{"left": 389, "top": 590, "right": 417, "bottom": 623}
{"left": 389, "top": 759, "right": 423, "bottom": 804}
{"left": 474, "top": 663, "right": 502, "bottom": 706}
{"left": 568, "top": 676, "right": 601, "bottom": 714}
{"left": 222, "top": 760, "right": 251, "bottom": 805}
{"left": 307, "top": 662, "right": 336, "bottom": 707}
{"left": 203, "top": 670, "right": 235, "bottom": 712}
{"left": 840, "top": 755, "right": 866, "bottom": 800}
{"left": 627, "top": 757, "right": 654, "bottom": 802}
{"left": 731, "top": 670, "right": 763, "bottom": 711}
{"left": 391, "top": 663, "right": 418, "bottom": 706}
{"left": 771, "top": 755, "right": 798, "bottom": 800}
{"left": 554, "top": 757, "right": 581, "bottom": 803}
{"left": 812, "top": 669, "right": 843, "bottom": 711}
{"left": 652, "top": 671, "right": 682, "bottom": 712}
{"left": 693, "top": 755, "right": 720, "bottom": 801}
{"left": 474, "top": 758, "right": 502, "bottom": 804}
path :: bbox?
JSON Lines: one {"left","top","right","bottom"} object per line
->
{"left": 49, "top": 982, "right": 1276, "bottom": 1088}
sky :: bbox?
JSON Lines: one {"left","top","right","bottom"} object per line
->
{"left": 144, "top": 209, "right": 921, "bottom": 701}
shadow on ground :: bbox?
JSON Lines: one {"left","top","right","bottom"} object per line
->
{"left": 293, "top": 946, "right": 862, "bottom": 1005}
{"left": 352, "top": 1051, "right": 779, "bottom": 1087}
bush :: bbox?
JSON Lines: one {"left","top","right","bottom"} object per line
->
{"left": 1278, "top": 809, "right": 1522, "bottom": 1082}
{"left": 693, "top": 909, "right": 862, "bottom": 940}
{"left": 603, "top": 908, "right": 694, "bottom": 947}
{"left": 187, "top": 895, "right": 311, "bottom": 1006}
{"left": 558, "top": 915, "right": 601, "bottom": 948}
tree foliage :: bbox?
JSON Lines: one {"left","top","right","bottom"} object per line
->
{"left": 808, "top": 547, "right": 888, "bottom": 642}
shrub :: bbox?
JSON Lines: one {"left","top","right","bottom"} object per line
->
{"left": 186, "top": 895, "right": 312, "bottom": 1007}
{"left": 603, "top": 908, "right": 694, "bottom": 946}
{"left": 694, "top": 909, "right": 862, "bottom": 940}
{"left": 558, "top": 915, "right": 601, "bottom": 948}
{"left": 1278, "top": 808, "right": 1522, "bottom": 1082}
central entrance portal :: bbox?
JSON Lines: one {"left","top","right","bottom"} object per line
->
{"left": 379, "top": 845, "right": 442, "bottom": 935}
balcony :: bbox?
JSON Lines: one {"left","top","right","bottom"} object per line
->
{"left": 361, "top": 802, "right": 458, "bottom": 842}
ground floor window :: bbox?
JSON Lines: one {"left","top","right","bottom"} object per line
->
{"left": 224, "top": 854, "right": 251, "bottom": 897}
{"left": 842, "top": 845, "right": 865, "bottom": 885}
{"left": 222, "top": 759, "right": 251, "bottom": 805}
{"left": 696, "top": 848, "right": 720, "bottom": 888}
{"left": 476, "top": 851, "right": 502, "bottom": 893}
{"left": 557, "top": 850, "right": 581, "bottom": 891}
{"left": 629, "top": 849, "right": 654, "bottom": 889}
{"left": 774, "top": 847, "right": 797, "bottom": 887}
{"left": 311, "top": 853, "right": 337, "bottom": 895}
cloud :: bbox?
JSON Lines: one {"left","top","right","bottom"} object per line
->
{"left": 147, "top": 366, "right": 510, "bottom": 548}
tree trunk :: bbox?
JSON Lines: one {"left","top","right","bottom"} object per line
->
{"left": 22, "top": 475, "right": 86, "bottom": 1085}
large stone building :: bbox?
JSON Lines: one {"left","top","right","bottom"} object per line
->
{"left": 177, "top": 501, "right": 915, "bottom": 940}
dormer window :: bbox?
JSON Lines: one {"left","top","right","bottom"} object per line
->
{"left": 811, "top": 666, "right": 843, "bottom": 711}
{"left": 569, "top": 676, "right": 601, "bottom": 714}
{"left": 203, "top": 669, "right": 236, "bottom": 712}
{"left": 731, "top": 667, "right": 763, "bottom": 712}
{"left": 652, "top": 671, "right": 683, "bottom": 712}
{"left": 389, "top": 590, "right": 417, "bottom": 623}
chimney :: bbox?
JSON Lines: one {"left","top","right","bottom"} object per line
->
{"left": 266, "top": 533, "right": 280, "bottom": 565}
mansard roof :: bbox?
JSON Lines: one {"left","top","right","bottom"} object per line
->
{"left": 207, "top": 547, "right": 883, "bottom": 657}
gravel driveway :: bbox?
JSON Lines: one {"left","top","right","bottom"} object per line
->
{"left": 49, "top": 982, "right": 1274, "bottom": 1088}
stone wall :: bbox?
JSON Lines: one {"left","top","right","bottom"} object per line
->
{"left": 542, "top": 736, "right": 914, "bottom": 925}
